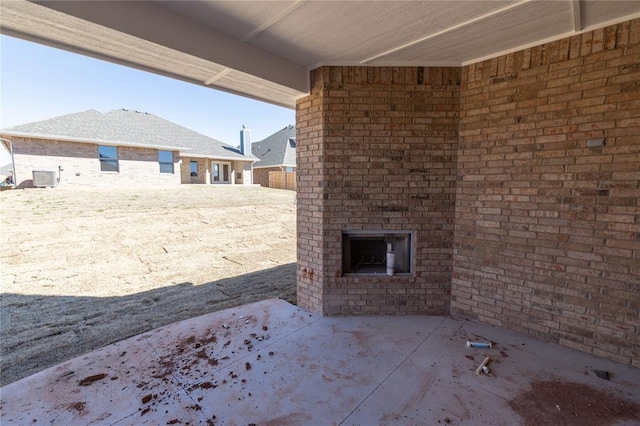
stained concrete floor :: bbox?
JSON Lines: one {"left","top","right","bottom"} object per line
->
{"left": 1, "top": 299, "right": 638, "bottom": 425}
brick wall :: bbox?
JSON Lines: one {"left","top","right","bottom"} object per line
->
{"left": 453, "top": 20, "right": 640, "bottom": 366}
{"left": 296, "top": 66, "right": 460, "bottom": 315}
{"left": 296, "top": 69, "right": 327, "bottom": 313}
{"left": 296, "top": 19, "right": 639, "bottom": 366}
{"left": 239, "top": 161, "right": 252, "bottom": 185}
{"left": 180, "top": 157, "right": 207, "bottom": 184}
{"left": 177, "top": 158, "right": 251, "bottom": 185}
{"left": 254, "top": 167, "right": 296, "bottom": 190}
{"left": 10, "top": 137, "right": 180, "bottom": 187}
{"left": 253, "top": 166, "right": 279, "bottom": 187}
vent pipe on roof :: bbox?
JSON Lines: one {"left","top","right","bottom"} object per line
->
{"left": 240, "top": 125, "right": 251, "bottom": 156}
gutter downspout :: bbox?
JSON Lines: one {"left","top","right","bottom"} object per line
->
{"left": 0, "top": 137, "right": 16, "bottom": 188}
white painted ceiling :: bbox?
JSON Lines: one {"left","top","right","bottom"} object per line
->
{"left": 2, "top": 1, "right": 639, "bottom": 108}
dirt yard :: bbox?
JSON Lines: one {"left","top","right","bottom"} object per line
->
{"left": 0, "top": 185, "right": 297, "bottom": 386}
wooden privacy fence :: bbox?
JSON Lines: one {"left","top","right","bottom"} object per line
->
{"left": 269, "top": 171, "right": 296, "bottom": 191}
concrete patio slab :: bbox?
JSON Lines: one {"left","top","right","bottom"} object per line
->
{"left": 1, "top": 299, "right": 639, "bottom": 425}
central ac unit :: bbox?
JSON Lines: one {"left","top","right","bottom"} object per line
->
{"left": 32, "top": 170, "right": 58, "bottom": 188}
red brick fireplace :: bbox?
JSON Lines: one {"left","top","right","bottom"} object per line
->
{"left": 296, "top": 19, "right": 640, "bottom": 367}
{"left": 297, "top": 66, "right": 459, "bottom": 316}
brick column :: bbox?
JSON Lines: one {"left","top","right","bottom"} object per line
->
{"left": 296, "top": 66, "right": 460, "bottom": 315}
{"left": 296, "top": 68, "right": 327, "bottom": 313}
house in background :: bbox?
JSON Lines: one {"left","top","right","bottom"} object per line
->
{"left": 251, "top": 124, "right": 296, "bottom": 190}
{"left": 0, "top": 109, "right": 256, "bottom": 188}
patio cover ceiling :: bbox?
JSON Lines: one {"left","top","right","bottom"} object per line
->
{"left": 2, "top": 1, "right": 640, "bottom": 109}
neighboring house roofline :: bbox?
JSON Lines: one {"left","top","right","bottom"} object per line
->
{"left": 251, "top": 124, "right": 296, "bottom": 168}
{"left": 105, "top": 109, "right": 256, "bottom": 161}
{"left": 0, "top": 131, "right": 189, "bottom": 152}
{"left": 1, "top": 109, "right": 259, "bottom": 161}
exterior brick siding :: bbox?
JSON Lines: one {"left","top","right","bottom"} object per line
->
{"left": 178, "top": 158, "right": 248, "bottom": 185}
{"left": 240, "top": 161, "right": 252, "bottom": 185}
{"left": 297, "top": 18, "right": 639, "bottom": 366}
{"left": 297, "top": 66, "right": 460, "bottom": 316}
{"left": 253, "top": 166, "right": 280, "bottom": 187}
{"left": 453, "top": 19, "right": 640, "bottom": 367}
{"left": 254, "top": 166, "right": 296, "bottom": 189}
{"left": 180, "top": 157, "right": 208, "bottom": 184}
{"left": 10, "top": 137, "right": 180, "bottom": 187}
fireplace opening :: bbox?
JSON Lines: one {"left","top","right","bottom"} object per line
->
{"left": 342, "top": 231, "right": 412, "bottom": 275}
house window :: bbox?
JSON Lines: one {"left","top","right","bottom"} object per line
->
{"left": 284, "top": 166, "right": 294, "bottom": 172}
{"left": 158, "top": 150, "right": 174, "bottom": 173}
{"left": 211, "top": 162, "right": 231, "bottom": 183}
{"left": 213, "top": 163, "right": 219, "bottom": 182}
{"left": 98, "top": 145, "right": 119, "bottom": 172}
{"left": 190, "top": 161, "right": 198, "bottom": 176}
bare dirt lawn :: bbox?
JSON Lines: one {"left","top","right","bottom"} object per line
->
{"left": 0, "top": 185, "right": 296, "bottom": 386}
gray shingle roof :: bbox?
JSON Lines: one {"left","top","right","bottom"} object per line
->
{"left": 1, "top": 109, "right": 254, "bottom": 161}
{"left": 0, "top": 110, "right": 182, "bottom": 149}
{"left": 105, "top": 109, "right": 254, "bottom": 160}
{"left": 251, "top": 125, "right": 296, "bottom": 168}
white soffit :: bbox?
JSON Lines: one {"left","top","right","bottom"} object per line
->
{"left": 164, "top": 1, "right": 517, "bottom": 68}
{"left": 580, "top": 1, "right": 640, "bottom": 30}
{"left": 159, "top": 0, "right": 304, "bottom": 42}
{"left": 370, "top": 1, "right": 574, "bottom": 65}
{"left": 1, "top": 0, "right": 639, "bottom": 108}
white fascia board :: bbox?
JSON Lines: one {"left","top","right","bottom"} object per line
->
{"left": 179, "top": 152, "right": 256, "bottom": 163}
{"left": 253, "top": 163, "right": 296, "bottom": 169}
{"left": 1, "top": 131, "right": 189, "bottom": 152}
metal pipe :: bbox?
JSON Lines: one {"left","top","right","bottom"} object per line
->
{"left": 0, "top": 137, "right": 16, "bottom": 187}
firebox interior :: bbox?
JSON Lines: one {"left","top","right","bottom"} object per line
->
{"left": 342, "top": 231, "right": 412, "bottom": 275}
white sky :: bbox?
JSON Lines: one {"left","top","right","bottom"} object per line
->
{"left": 0, "top": 35, "right": 296, "bottom": 166}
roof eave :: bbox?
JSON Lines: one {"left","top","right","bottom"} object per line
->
{"left": 179, "top": 152, "right": 256, "bottom": 162}
{"left": 0, "top": 131, "right": 190, "bottom": 151}
{"left": 253, "top": 163, "right": 296, "bottom": 169}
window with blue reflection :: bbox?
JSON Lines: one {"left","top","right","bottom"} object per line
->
{"left": 98, "top": 145, "right": 118, "bottom": 172}
{"left": 158, "top": 150, "right": 174, "bottom": 174}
